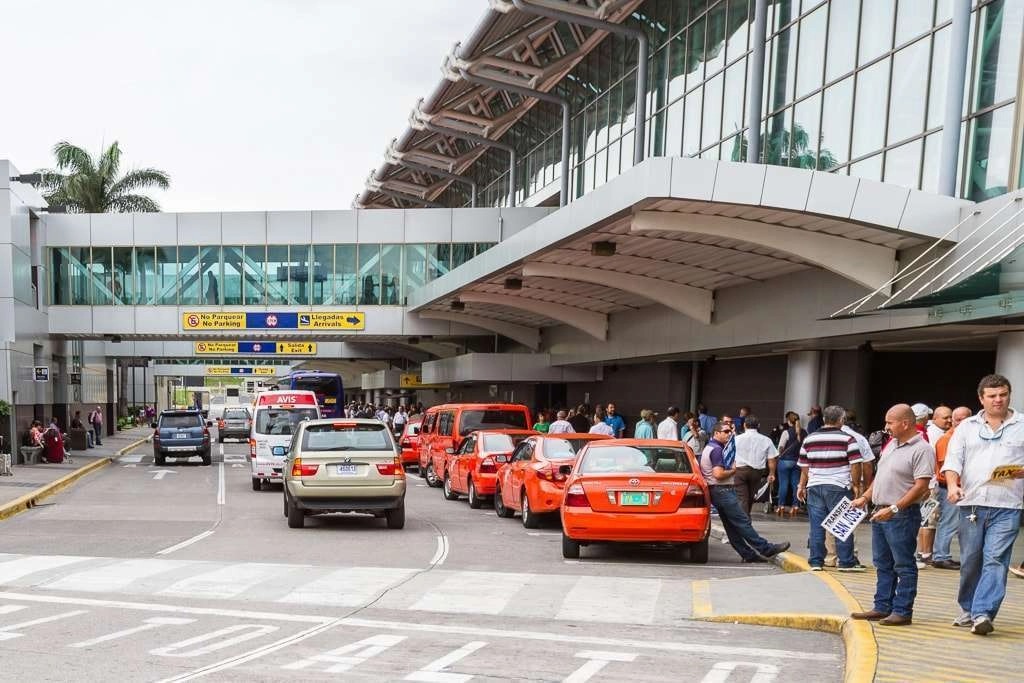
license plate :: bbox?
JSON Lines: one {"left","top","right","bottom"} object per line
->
{"left": 174, "top": 433, "right": 188, "bottom": 439}
{"left": 272, "top": 446, "right": 286, "bottom": 456}
{"left": 620, "top": 492, "right": 650, "bottom": 506}
{"left": 336, "top": 464, "right": 358, "bottom": 476}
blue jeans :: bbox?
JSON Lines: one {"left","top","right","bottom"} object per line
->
{"left": 777, "top": 459, "right": 800, "bottom": 507}
{"left": 932, "top": 486, "right": 959, "bottom": 562}
{"left": 957, "top": 506, "right": 1022, "bottom": 620}
{"left": 806, "top": 485, "right": 856, "bottom": 568}
{"left": 871, "top": 505, "right": 921, "bottom": 617}
{"left": 709, "top": 486, "right": 776, "bottom": 561}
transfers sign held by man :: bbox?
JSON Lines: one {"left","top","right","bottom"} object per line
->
{"left": 820, "top": 497, "right": 867, "bottom": 542}
{"left": 183, "top": 312, "right": 364, "bottom": 331}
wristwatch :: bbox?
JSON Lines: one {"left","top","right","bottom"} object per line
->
{"left": 889, "top": 504, "right": 900, "bottom": 514}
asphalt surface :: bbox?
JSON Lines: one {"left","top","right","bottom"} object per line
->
{"left": 0, "top": 433, "right": 843, "bottom": 682}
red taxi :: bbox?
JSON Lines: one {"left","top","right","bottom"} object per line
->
{"left": 442, "top": 430, "right": 536, "bottom": 508}
{"left": 494, "top": 433, "right": 611, "bottom": 528}
{"left": 559, "top": 439, "right": 710, "bottom": 563}
{"left": 398, "top": 418, "right": 422, "bottom": 469}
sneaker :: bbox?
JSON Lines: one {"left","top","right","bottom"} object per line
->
{"left": 837, "top": 564, "right": 867, "bottom": 573}
{"left": 971, "top": 616, "right": 994, "bottom": 635}
{"left": 762, "top": 542, "right": 791, "bottom": 558}
{"left": 810, "top": 565, "right": 824, "bottom": 572}
{"left": 1009, "top": 563, "right": 1024, "bottom": 579}
{"left": 952, "top": 612, "right": 973, "bottom": 627}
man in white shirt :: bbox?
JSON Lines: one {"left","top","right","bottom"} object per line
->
{"left": 657, "top": 406, "right": 680, "bottom": 440}
{"left": 548, "top": 410, "right": 574, "bottom": 434}
{"left": 733, "top": 415, "right": 777, "bottom": 515}
{"left": 943, "top": 374, "right": 1024, "bottom": 636}
{"left": 588, "top": 413, "right": 614, "bottom": 436}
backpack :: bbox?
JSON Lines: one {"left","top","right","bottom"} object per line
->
{"left": 867, "top": 430, "right": 887, "bottom": 457}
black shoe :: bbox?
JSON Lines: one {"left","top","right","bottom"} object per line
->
{"left": 932, "top": 559, "right": 961, "bottom": 570}
{"left": 742, "top": 556, "right": 768, "bottom": 563}
{"left": 762, "top": 542, "right": 791, "bottom": 558}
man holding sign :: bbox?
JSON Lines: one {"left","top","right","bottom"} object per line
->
{"left": 943, "top": 374, "right": 1024, "bottom": 636}
{"left": 849, "top": 405, "right": 934, "bottom": 626}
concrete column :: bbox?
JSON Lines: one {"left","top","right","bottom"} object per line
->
{"left": 996, "top": 332, "right": 1024, "bottom": 400}
{"left": 938, "top": 0, "right": 972, "bottom": 196}
{"left": 745, "top": 0, "right": 769, "bottom": 163}
{"left": 689, "top": 360, "right": 701, "bottom": 414}
{"left": 784, "top": 350, "right": 821, "bottom": 414}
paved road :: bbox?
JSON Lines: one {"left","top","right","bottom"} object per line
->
{"left": 0, "top": 434, "right": 842, "bottom": 682}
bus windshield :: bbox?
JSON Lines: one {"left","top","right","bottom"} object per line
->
{"left": 289, "top": 373, "right": 344, "bottom": 418}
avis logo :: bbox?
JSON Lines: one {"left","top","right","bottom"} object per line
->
{"left": 265, "top": 314, "right": 279, "bottom": 327}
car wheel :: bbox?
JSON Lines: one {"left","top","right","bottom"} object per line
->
{"left": 385, "top": 503, "right": 406, "bottom": 529}
{"left": 468, "top": 478, "right": 483, "bottom": 509}
{"left": 201, "top": 450, "right": 212, "bottom": 466}
{"left": 521, "top": 491, "right": 540, "bottom": 529}
{"left": 690, "top": 536, "right": 710, "bottom": 564}
{"left": 251, "top": 476, "right": 262, "bottom": 492}
{"left": 443, "top": 471, "right": 459, "bottom": 501}
{"left": 155, "top": 454, "right": 165, "bottom": 466}
{"left": 562, "top": 532, "right": 581, "bottom": 559}
{"left": 417, "top": 461, "right": 427, "bottom": 479}
{"left": 287, "top": 497, "right": 305, "bottom": 529}
{"left": 283, "top": 492, "right": 288, "bottom": 517}
{"left": 494, "top": 484, "right": 515, "bottom": 518}
{"left": 425, "top": 461, "right": 441, "bottom": 488}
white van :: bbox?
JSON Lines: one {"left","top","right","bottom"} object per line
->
{"left": 250, "top": 390, "right": 320, "bottom": 491}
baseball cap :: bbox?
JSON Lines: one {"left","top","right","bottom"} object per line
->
{"left": 911, "top": 403, "right": 932, "bottom": 419}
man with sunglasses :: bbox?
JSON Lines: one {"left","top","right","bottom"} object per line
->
{"left": 943, "top": 374, "right": 1024, "bottom": 636}
{"left": 700, "top": 421, "right": 790, "bottom": 563}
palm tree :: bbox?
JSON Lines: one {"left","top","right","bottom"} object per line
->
{"left": 35, "top": 141, "right": 170, "bottom": 212}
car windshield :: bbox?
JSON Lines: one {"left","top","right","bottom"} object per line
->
{"left": 579, "top": 446, "right": 692, "bottom": 474}
{"left": 406, "top": 423, "right": 420, "bottom": 435}
{"left": 482, "top": 434, "right": 515, "bottom": 452}
{"left": 459, "top": 410, "right": 528, "bottom": 436}
{"left": 160, "top": 415, "right": 201, "bottom": 428}
{"left": 223, "top": 409, "right": 249, "bottom": 420}
{"left": 543, "top": 438, "right": 582, "bottom": 460}
{"left": 302, "top": 423, "right": 393, "bottom": 451}
{"left": 255, "top": 408, "right": 318, "bottom": 435}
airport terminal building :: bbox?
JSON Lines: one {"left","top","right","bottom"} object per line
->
{"left": 3, "top": 0, "right": 1024, "bottom": 444}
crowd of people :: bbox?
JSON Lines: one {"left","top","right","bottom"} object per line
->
{"left": 343, "top": 402, "right": 423, "bottom": 434}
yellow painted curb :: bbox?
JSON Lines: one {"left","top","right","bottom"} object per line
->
{"left": 0, "top": 435, "right": 148, "bottom": 522}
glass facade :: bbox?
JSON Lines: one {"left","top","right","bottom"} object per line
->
{"left": 443, "top": 0, "right": 1023, "bottom": 207}
{"left": 49, "top": 242, "right": 496, "bottom": 306}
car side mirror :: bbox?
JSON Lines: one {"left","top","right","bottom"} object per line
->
{"left": 494, "top": 454, "right": 509, "bottom": 464}
{"left": 445, "top": 447, "right": 455, "bottom": 455}
{"left": 558, "top": 464, "right": 573, "bottom": 476}
{"left": 150, "top": 422, "right": 158, "bottom": 429}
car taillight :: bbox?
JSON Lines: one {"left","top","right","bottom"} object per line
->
{"left": 376, "top": 455, "right": 405, "bottom": 477}
{"left": 291, "top": 458, "right": 319, "bottom": 477}
{"left": 681, "top": 483, "right": 708, "bottom": 509}
{"left": 153, "top": 429, "right": 160, "bottom": 441}
{"left": 533, "top": 463, "right": 566, "bottom": 482}
{"left": 400, "top": 439, "right": 410, "bottom": 447}
{"left": 203, "top": 427, "right": 210, "bottom": 439}
{"left": 249, "top": 439, "right": 256, "bottom": 458}
{"left": 479, "top": 457, "right": 496, "bottom": 474}
{"left": 564, "top": 483, "right": 589, "bottom": 508}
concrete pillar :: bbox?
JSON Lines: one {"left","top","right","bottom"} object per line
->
{"left": 938, "top": 0, "right": 972, "bottom": 196}
{"left": 995, "top": 332, "right": 1024, "bottom": 400}
{"left": 784, "top": 350, "right": 821, "bottom": 414}
{"left": 689, "top": 360, "right": 701, "bottom": 414}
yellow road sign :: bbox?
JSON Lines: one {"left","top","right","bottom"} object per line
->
{"left": 297, "top": 312, "right": 365, "bottom": 330}
{"left": 205, "top": 366, "right": 277, "bottom": 376}
{"left": 278, "top": 341, "right": 318, "bottom": 355}
{"left": 194, "top": 341, "right": 240, "bottom": 354}
{"left": 400, "top": 372, "right": 449, "bottom": 389}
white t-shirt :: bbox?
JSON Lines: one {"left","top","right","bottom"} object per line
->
{"left": 657, "top": 417, "right": 679, "bottom": 440}
{"left": 589, "top": 422, "right": 614, "bottom": 436}
{"left": 548, "top": 419, "right": 574, "bottom": 434}
{"left": 926, "top": 422, "right": 945, "bottom": 445}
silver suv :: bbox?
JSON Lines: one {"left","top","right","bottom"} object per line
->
{"left": 283, "top": 418, "right": 406, "bottom": 529}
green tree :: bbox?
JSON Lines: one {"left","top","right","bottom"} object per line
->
{"left": 35, "top": 141, "right": 170, "bottom": 212}
{"left": 730, "top": 124, "right": 838, "bottom": 171}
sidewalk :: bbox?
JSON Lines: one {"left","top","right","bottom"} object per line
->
{"left": 0, "top": 428, "right": 149, "bottom": 514}
{"left": 746, "top": 510, "right": 1024, "bottom": 683}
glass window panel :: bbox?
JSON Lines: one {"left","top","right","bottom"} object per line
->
{"left": 665, "top": 98, "right": 684, "bottom": 156}
{"left": 668, "top": 31, "right": 687, "bottom": 102}
{"left": 820, "top": 78, "right": 853, "bottom": 165}
{"left": 607, "top": 138, "right": 623, "bottom": 181}
{"left": 476, "top": 243, "right": 496, "bottom": 255}
{"left": 765, "top": 107, "right": 792, "bottom": 165}
{"left": 200, "top": 246, "right": 220, "bottom": 305}
{"left": 895, "top": 0, "right": 934, "bottom": 45}
{"left": 724, "top": 134, "right": 743, "bottom": 162}
{"left": 266, "top": 245, "right": 288, "bottom": 305}
{"left": 289, "top": 245, "right": 310, "bottom": 305}
{"left": 705, "top": 1, "right": 728, "bottom": 75}
{"left": 311, "top": 244, "right": 333, "bottom": 306}
{"left": 242, "top": 245, "right": 266, "bottom": 305}
{"left": 222, "top": 246, "right": 243, "bottom": 305}
{"left": 452, "top": 243, "right": 475, "bottom": 269}
{"left": 848, "top": 152, "right": 883, "bottom": 182}
{"left": 112, "top": 247, "right": 133, "bottom": 305}
{"left": 683, "top": 89, "right": 704, "bottom": 155}
{"left": 403, "top": 244, "right": 427, "bottom": 297}
{"left": 935, "top": 0, "right": 952, "bottom": 23}
{"left": 883, "top": 139, "right": 923, "bottom": 188}
{"left": 67, "top": 247, "right": 91, "bottom": 305}
{"left": 134, "top": 247, "right": 155, "bottom": 306}
{"left": 335, "top": 245, "right": 357, "bottom": 305}
{"left": 703, "top": 73, "right": 724, "bottom": 148}
{"left": 927, "top": 27, "right": 950, "bottom": 129}
{"left": 725, "top": 0, "right": 751, "bottom": 62}
{"left": 825, "top": 0, "right": 859, "bottom": 81}
{"left": 358, "top": 244, "right": 380, "bottom": 305}
{"left": 920, "top": 132, "right": 943, "bottom": 193}
{"left": 380, "top": 244, "right": 402, "bottom": 305}
{"left": 792, "top": 92, "right": 822, "bottom": 168}
{"left": 795, "top": 6, "right": 825, "bottom": 99}
{"left": 858, "top": 0, "right": 894, "bottom": 64}
{"left": 686, "top": 15, "right": 707, "bottom": 92}
{"left": 887, "top": 38, "right": 929, "bottom": 143}
{"left": 722, "top": 58, "right": 746, "bottom": 137}
{"left": 90, "top": 247, "right": 113, "bottom": 305}
{"left": 972, "top": 0, "right": 1024, "bottom": 111}
{"left": 965, "top": 104, "right": 1014, "bottom": 201}
{"left": 177, "top": 246, "right": 200, "bottom": 305}
{"left": 767, "top": 25, "right": 796, "bottom": 113}
{"left": 851, "top": 58, "right": 890, "bottom": 158}
{"left": 155, "top": 247, "right": 177, "bottom": 305}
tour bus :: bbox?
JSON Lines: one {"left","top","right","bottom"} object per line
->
{"left": 249, "top": 390, "right": 320, "bottom": 491}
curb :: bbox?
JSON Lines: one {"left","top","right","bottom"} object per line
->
{"left": 0, "top": 435, "right": 148, "bottom": 522}
{"left": 710, "top": 524, "right": 877, "bottom": 683}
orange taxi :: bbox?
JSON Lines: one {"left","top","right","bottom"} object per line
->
{"left": 398, "top": 417, "right": 422, "bottom": 469}
{"left": 559, "top": 439, "right": 711, "bottom": 563}
{"left": 443, "top": 430, "right": 536, "bottom": 508}
{"left": 494, "top": 433, "right": 611, "bottom": 528}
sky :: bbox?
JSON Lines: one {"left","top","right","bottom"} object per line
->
{"left": 0, "top": 0, "right": 483, "bottom": 211}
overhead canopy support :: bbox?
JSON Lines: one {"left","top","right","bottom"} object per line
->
{"left": 419, "top": 310, "right": 541, "bottom": 350}
{"left": 522, "top": 262, "right": 713, "bottom": 324}
{"left": 456, "top": 290, "right": 608, "bottom": 341}
{"left": 631, "top": 211, "right": 897, "bottom": 294}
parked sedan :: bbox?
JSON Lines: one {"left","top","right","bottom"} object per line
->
{"left": 559, "top": 439, "right": 710, "bottom": 563}
{"left": 442, "top": 430, "right": 536, "bottom": 508}
{"left": 494, "top": 433, "right": 611, "bottom": 528}
{"left": 398, "top": 418, "right": 422, "bottom": 469}
{"left": 217, "top": 407, "right": 251, "bottom": 442}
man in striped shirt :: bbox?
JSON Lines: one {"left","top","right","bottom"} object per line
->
{"left": 797, "top": 405, "right": 865, "bottom": 571}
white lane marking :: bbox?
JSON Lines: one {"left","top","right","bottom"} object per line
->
{"left": 0, "top": 605, "right": 28, "bottom": 616}
{"left": 701, "top": 662, "right": 779, "bottom": 683}
{"left": 278, "top": 567, "right": 417, "bottom": 607}
{"left": 120, "top": 453, "right": 144, "bottom": 463}
{"left": 429, "top": 535, "right": 450, "bottom": 566}
{"left": 156, "top": 530, "right": 215, "bottom": 556}
{"left": 0, "top": 610, "right": 88, "bottom": 641}
{"left": 557, "top": 576, "right": 661, "bottom": 625}
{"left": 151, "top": 469, "right": 177, "bottom": 480}
{"left": 217, "top": 463, "right": 225, "bottom": 505}
{"left": 281, "top": 634, "right": 406, "bottom": 673}
{"left": 0, "top": 555, "right": 97, "bottom": 582}
{"left": 564, "top": 650, "right": 638, "bottom": 683}
{"left": 151, "top": 624, "right": 279, "bottom": 657}
{"left": 70, "top": 617, "right": 196, "bottom": 648}
{"left": 159, "top": 563, "right": 291, "bottom": 600}
{"left": 219, "top": 443, "right": 224, "bottom": 457}
{"left": 123, "top": 464, "right": 137, "bottom": 468}
{"left": 45, "top": 558, "right": 190, "bottom": 593}
{"left": 404, "top": 641, "right": 487, "bottom": 682}
{"left": 411, "top": 571, "right": 533, "bottom": 615}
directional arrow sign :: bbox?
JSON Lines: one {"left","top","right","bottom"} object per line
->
{"left": 151, "top": 469, "right": 177, "bottom": 480}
